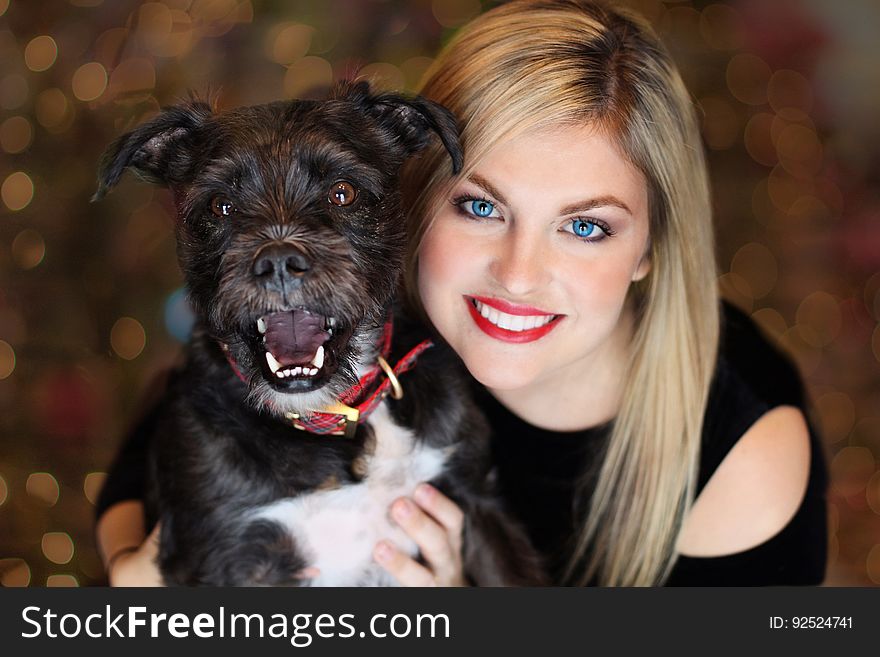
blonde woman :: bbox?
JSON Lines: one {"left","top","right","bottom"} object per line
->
{"left": 96, "top": 0, "right": 827, "bottom": 586}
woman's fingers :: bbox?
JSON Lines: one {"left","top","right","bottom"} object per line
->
{"left": 373, "top": 541, "right": 437, "bottom": 586}
{"left": 374, "top": 484, "right": 468, "bottom": 586}
{"left": 413, "top": 484, "right": 465, "bottom": 550}
{"left": 390, "top": 498, "right": 457, "bottom": 569}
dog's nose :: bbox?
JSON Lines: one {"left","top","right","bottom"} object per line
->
{"left": 252, "top": 244, "right": 310, "bottom": 290}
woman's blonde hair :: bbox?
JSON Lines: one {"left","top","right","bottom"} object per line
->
{"left": 401, "top": 0, "right": 720, "bottom": 586}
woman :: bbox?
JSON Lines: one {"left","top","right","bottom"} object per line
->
{"left": 97, "top": 0, "right": 827, "bottom": 586}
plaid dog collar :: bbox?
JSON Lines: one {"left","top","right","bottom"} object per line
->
{"left": 219, "top": 318, "right": 433, "bottom": 438}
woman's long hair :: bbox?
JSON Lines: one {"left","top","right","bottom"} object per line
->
{"left": 401, "top": 0, "right": 720, "bottom": 585}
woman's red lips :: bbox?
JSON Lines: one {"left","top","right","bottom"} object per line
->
{"left": 465, "top": 296, "right": 562, "bottom": 344}
{"left": 470, "top": 295, "right": 554, "bottom": 316}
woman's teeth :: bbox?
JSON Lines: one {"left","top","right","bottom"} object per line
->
{"left": 473, "top": 299, "right": 555, "bottom": 332}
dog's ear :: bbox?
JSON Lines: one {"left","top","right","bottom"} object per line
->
{"left": 333, "top": 80, "right": 463, "bottom": 174}
{"left": 92, "top": 100, "right": 214, "bottom": 201}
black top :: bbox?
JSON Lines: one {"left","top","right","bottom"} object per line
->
{"left": 478, "top": 302, "right": 828, "bottom": 586}
{"left": 97, "top": 303, "right": 828, "bottom": 586}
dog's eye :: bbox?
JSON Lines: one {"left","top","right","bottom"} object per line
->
{"left": 210, "top": 196, "right": 236, "bottom": 217}
{"left": 328, "top": 181, "right": 357, "bottom": 207}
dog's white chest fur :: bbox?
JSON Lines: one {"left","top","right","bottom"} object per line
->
{"left": 252, "top": 403, "right": 447, "bottom": 586}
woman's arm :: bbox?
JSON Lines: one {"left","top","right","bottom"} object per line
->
{"left": 96, "top": 501, "right": 164, "bottom": 586}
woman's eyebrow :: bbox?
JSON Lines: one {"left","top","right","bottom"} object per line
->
{"left": 467, "top": 173, "right": 509, "bottom": 206}
{"left": 559, "top": 196, "right": 632, "bottom": 216}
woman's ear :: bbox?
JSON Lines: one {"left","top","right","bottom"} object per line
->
{"left": 632, "top": 252, "right": 651, "bottom": 282}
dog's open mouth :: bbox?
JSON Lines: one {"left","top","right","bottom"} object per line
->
{"left": 253, "top": 308, "right": 347, "bottom": 390}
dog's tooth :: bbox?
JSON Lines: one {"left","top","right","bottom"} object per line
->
{"left": 257, "top": 317, "right": 266, "bottom": 334}
{"left": 311, "top": 345, "right": 324, "bottom": 369}
{"left": 276, "top": 370, "right": 284, "bottom": 378}
{"left": 308, "top": 368, "right": 318, "bottom": 376}
{"left": 291, "top": 367, "right": 302, "bottom": 376}
{"left": 329, "top": 317, "right": 337, "bottom": 328}
{"left": 266, "top": 351, "right": 282, "bottom": 373}
{"left": 283, "top": 369, "right": 292, "bottom": 377}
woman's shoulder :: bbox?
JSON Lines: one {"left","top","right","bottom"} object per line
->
{"left": 670, "top": 302, "right": 828, "bottom": 583}
{"left": 698, "top": 301, "right": 809, "bottom": 488}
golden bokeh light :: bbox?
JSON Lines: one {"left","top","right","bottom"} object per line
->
{"left": 359, "top": 62, "right": 406, "bottom": 92}
{"left": 283, "top": 56, "right": 333, "bottom": 98}
{"left": 0, "top": 0, "right": 8, "bottom": 17}
{"left": 698, "top": 4, "right": 744, "bottom": 51}
{"left": 83, "top": 472, "right": 107, "bottom": 505}
{"left": 816, "top": 391, "right": 856, "bottom": 444}
{"left": 743, "top": 112, "right": 777, "bottom": 166}
{"left": 828, "top": 502, "right": 839, "bottom": 534}
{"left": 432, "top": 0, "right": 482, "bottom": 28}
{"left": 26, "top": 473, "right": 60, "bottom": 507}
{"left": 795, "top": 292, "right": 841, "bottom": 348}
{"left": 830, "top": 446, "right": 876, "bottom": 498}
{"left": 0, "top": 559, "right": 31, "bottom": 587}
{"left": 42, "top": 532, "right": 75, "bottom": 565}
{"left": 111, "top": 317, "right": 147, "bottom": 360}
{"left": 24, "top": 35, "right": 58, "bottom": 72}
{"left": 0, "top": 340, "right": 15, "bottom": 380}
{"left": 401, "top": 56, "right": 434, "bottom": 91}
{"left": 268, "top": 22, "right": 313, "bottom": 65}
{"left": 717, "top": 272, "right": 752, "bottom": 312}
{"left": 0, "top": 474, "right": 7, "bottom": 506}
{"left": 699, "top": 96, "right": 740, "bottom": 151}
{"left": 867, "top": 471, "right": 880, "bottom": 516}
{"left": 0, "top": 116, "right": 33, "bottom": 153}
{"left": 190, "top": 0, "right": 252, "bottom": 38}
{"left": 108, "top": 57, "right": 157, "bottom": 97}
{"left": 47, "top": 574, "right": 80, "bottom": 587}
{"left": 12, "top": 229, "right": 46, "bottom": 270}
{"left": 766, "top": 165, "right": 805, "bottom": 213}
{"left": 730, "top": 242, "right": 777, "bottom": 299}
{"left": 851, "top": 417, "right": 880, "bottom": 451}
{"left": 1, "top": 171, "right": 34, "bottom": 211}
{"left": 776, "top": 123, "right": 823, "bottom": 178}
{"left": 36, "top": 88, "right": 73, "bottom": 131}
{"left": 867, "top": 545, "right": 880, "bottom": 586}
{"left": 138, "top": 2, "right": 173, "bottom": 53}
{"left": 768, "top": 69, "right": 812, "bottom": 113}
{"left": 751, "top": 307, "right": 787, "bottom": 341}
{"left": 72, "top": 62, "right": 108, "bottom": 102}
{"left": 157, "top": 10, "right": 196, "bottom": 58}
{"left": 726, "top": 53, "right": 772, "bottom": 106}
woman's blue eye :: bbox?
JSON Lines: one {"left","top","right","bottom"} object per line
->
{"left": 571, "top": 219, "right": 597, "bottom": 237}
{"left": 470, "top": 200, "right": 495, "bottom": 218}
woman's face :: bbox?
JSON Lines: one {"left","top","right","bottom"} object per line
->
{"left": 418, "top": 124, "right": 652, "bottom": 392}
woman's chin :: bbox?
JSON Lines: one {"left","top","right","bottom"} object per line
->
{"left": 462, "top": 354, "right": 542, "bottom": 392}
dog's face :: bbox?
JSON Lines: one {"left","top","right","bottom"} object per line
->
{"left": 95, "top": 82, "right": 461, "bottom": 413}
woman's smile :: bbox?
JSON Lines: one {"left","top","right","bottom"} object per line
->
{"left": 465, "top": 295, "right": 563, "bottom": 343}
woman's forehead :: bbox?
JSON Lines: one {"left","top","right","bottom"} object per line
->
{"left": 465, "top": 124, "right": 649, "bottom": 215}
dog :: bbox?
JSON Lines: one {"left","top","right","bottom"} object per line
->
{"left": 94, "top": 81, "right": 543, "bottom": 586}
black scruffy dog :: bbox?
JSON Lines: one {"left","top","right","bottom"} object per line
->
{"left": 94, "top": 81, "right": 543, "bottom": 586}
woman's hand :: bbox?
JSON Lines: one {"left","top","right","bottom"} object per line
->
{"left": 107, "top": 522, "right": 164, "bottom": 587}
{"left": 373, "top": 483, "right": 469, "bottom": 586}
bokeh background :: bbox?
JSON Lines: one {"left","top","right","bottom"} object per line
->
{"left": 0, "top": 0, "right": 878, "bottom": 587}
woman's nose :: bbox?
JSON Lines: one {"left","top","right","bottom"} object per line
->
{"left": 487, "top": 227, "right": 551, "bottom": 296}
